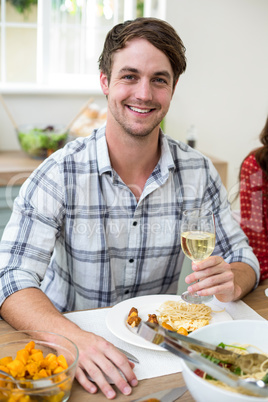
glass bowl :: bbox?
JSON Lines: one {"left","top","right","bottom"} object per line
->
{"left": 0, "top": 330, "right": 79, "bottom": 402}
{"left": 17, "top": 124, "right": 69, "bottom": 159}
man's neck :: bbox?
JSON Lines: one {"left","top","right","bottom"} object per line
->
{"left": 105, "top": 125, "right": 161, "bottom": 200}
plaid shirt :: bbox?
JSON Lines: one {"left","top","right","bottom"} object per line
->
{"left": 0, "top": 125, "right": 260, "bottom": 312}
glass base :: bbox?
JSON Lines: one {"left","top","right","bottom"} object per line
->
{"left": 181, "top": 291, "right": 213, "bottom": 304}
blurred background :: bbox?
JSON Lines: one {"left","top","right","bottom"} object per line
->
{"left": 0, "top": 0, "right": 268, "bottom": 207}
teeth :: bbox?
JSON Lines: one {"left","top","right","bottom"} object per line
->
{"left": 129, "top": 106, "right": 151, "bottom": 114}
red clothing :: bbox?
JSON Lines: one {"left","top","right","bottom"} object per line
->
{"left": 240, "top": 154, "right": 268, "bottom": 281}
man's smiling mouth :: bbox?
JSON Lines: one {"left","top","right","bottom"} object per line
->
{"left": 128, "top": 106, "right": 154, "bottom": 114}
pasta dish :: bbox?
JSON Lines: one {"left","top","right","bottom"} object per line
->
{"left": 157, "top": 300, "right": 212, "bottom": 332}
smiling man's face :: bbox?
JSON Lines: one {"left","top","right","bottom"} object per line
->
{"left": 100, "top": 38, "right": 176, "bottom": 139}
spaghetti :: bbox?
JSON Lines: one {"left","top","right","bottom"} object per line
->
{"left": 157, "top": 300, "right": 212, "bottom": 332}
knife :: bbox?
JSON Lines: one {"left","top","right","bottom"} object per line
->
{"left": 131, "top": 385, "right": 188, "bottom": 402}
{"left": 117, "top": 347, "right": 139, "bottom": 363}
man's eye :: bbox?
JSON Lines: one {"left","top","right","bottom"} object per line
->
{"left": 154, "top": 78, "right": 167, "bottom": 84}
{"left": 123, "top": 75, "right": 135, "bottom": 80}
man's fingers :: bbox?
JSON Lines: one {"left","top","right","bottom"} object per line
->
{"left": 77, "top": 361, "right": 118, "bottom": 399}
{"left": 79, "top": 349, "right": 137, "bottom": 399}
{"left": 75, "top": 366, "right": 98, "bottom": 394}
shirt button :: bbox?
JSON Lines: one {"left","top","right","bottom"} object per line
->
{"left": 129, "top": 258, "right": 134, "bottom": 263}
{"left": 133, "top": 221, "right": 138, "bottom": 226}
{"left": 124, "top": 289, "right": 129, "bottom": 295}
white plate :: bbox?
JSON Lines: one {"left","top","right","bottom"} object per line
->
{"left": 106, "top": 295, "right": 233, "bottom": 351}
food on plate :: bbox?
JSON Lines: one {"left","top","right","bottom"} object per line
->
{"left": 0, "top": 339, "right": 69, "bottom": 401}
{"left": 162, "top": 321, "right": 188, "bottom": 335}
{"left": 194, "top": 342, "right": 268, "bottom": 395}
{"left": 147, "top": 314, "right": 159, "bottom": 324}
{"left": 126, "top": 300, "right": 214, "bottom": 335}
{"left": 161, "top": 322, "right": 174, "bottom": 331}
{"left": 157, "top": 300, "right": 212, "bottom": 333}
{"left": 177, "top": 327, "right": 189, "bottom": 336}
{"left": 18, "top": 125, "right": 68, "bottom": 159}
{"left": 126, "top": 307, "right": 142, "bottom": 328}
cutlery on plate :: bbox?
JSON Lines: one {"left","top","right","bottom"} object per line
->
{"left": 131, "top": 385, "right": 188, "bottom": 402}
{"left": 137, "top": 322, "right": 268, "bottom": 397}
{"left": 117, "top": 347, "right": 139, "bottom": 363}
{"left": 139, "top": 322, "right": 267, "bottom": 374}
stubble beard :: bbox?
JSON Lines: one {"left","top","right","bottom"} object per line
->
{"left": 111, "top": 106, "right": 166, "bottom": 140}
{"left": 120, "top": 120, "right": 162, "bottom": 139}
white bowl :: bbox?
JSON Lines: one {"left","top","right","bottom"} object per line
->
{"left": 181, "top": 320, "right": 268, "bottom": 402}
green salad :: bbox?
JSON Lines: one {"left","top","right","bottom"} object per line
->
{"left": 18, "top": 125, "right": 68, "bottom": 159}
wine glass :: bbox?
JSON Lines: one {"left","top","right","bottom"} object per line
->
{"left": 180, "top": 208, "right": 215, "bottom": 304}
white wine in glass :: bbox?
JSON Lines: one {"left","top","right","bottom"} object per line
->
{"left": 180, "top": 208, "right": 215, "bottom": 304}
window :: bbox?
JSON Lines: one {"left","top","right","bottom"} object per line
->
{"left": 0, "top": 0, "right": 166, "bottom": 93}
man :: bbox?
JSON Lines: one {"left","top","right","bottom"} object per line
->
{"left": 0, "top": 17, "right": 259, "bottom": 399}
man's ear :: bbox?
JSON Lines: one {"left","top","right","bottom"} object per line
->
{"left": 100, "top": 72, "right": 109, "bottom": 96}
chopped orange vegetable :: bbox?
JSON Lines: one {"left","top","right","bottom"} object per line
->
{"left": 29, "top": 351, "right": 43, "bottom": 363}
{"left": 25, "top": 341, "right": 35, "bottom": 353}
{"left": 57, "top": 355, "right": 68, "bottom": 370}
{"left": 53, "top": 366, "right": 64, "bottom": 374}
{"left": 0, "top": 356, "right": 13, "bottom": 366}
{"left": 8, "top": 394, "right": 30, "bottom": 402}
{"left": 33, "top": 368, "right": 48, "bottom": 380}
{"left": 161, "top": 322, "right": 175, "bottom": 331}
{"left": 44, "top": 353, "right": 57, "bottom": 364}
{"left": 0, "top": 379, "right": 6, "bottom": 387}
{"left": 177, "top": 327, "right": 189, "bottom": 336}
{"left": 30, "top": 349, "right": 43, "bottom": 356}
{"left": 16, "top": 350, "right": 29, "bottom": 365}
{"left": 47, "top": 392, "right": 65, "bottom": 402}
{"left": 25, "top": 362, "right": 39, "bottom": 377}
{"left": 0, "top": 365, "right": 10, "bottom": 377}
{"left": 7, "top": 359, "right": 25, "bottom": 378}
{"left": 0, "top": 339, "right": 70, "bottom": 402}
{"left": 41, "top": 353, "right": 59, "bottom": 371}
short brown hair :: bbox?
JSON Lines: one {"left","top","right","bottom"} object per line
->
{"left": 98, "top": 17, "right": 187, "bottom": 89}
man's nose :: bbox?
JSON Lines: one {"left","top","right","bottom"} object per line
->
{"left": 135, "top": 80, "right": 153, "bottom": 101}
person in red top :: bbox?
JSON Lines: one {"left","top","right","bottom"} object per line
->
{"left": 240, "top": 116, "right": 268, "bottom": 281}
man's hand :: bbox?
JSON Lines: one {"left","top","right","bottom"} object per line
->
{"left": 74, "top": 332, "right": 138, "bottom": 399}
{"left": 185, "top": 256, "right": 256, "bottom": 302}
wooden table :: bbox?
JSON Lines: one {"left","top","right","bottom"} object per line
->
{"left": 0, "top": 151, "right": 40, "bottom": 186}
{"left": 0, "top": 280, "right": 267, "bottom": 401}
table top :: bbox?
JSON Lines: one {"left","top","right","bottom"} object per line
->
{"left": 0, "top": 280, "right": 267, "bottom": 401}
{"left": 0, "top": 151, "right": 40, "bottom": 186}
